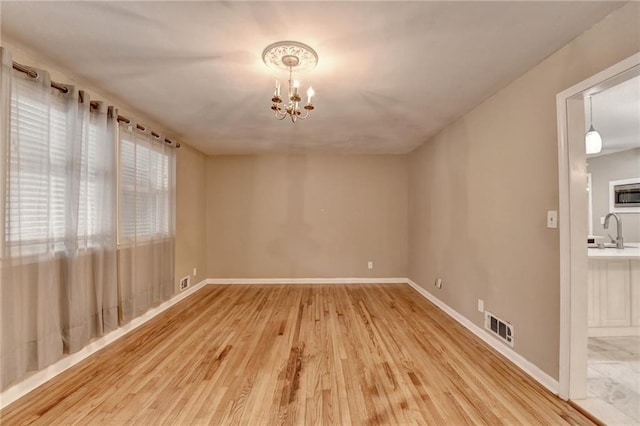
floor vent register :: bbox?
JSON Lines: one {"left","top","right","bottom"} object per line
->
{"left": 484, "top": 311, "right": 514, "bottom": 347}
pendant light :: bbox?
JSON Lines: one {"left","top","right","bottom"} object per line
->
{"left": 585, "top": 95, "right": 602, "bottom": 154}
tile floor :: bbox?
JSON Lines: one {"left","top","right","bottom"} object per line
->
{"left": 582, "top": 336, "right": 640, "bottom": 425}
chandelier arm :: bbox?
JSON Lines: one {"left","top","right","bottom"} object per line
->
{"left": 273, "top": 106, "right": 287, "bottom": 119}
{"left": 275, "top": 109, "right": 288, "bottom": 120}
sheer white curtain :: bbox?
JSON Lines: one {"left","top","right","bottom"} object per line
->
{"left": 62, "top": 97, "right": 119, "bottom": 353}
{"left": 0, "top": 48, "right": 118, "bottom": 390}
{"left": 118, "top": 123, "right": 175, "bottom": 323}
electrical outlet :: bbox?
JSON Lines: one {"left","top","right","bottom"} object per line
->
{"left": 367, "top": 261, "right": 373, "bottom": 270}
{"left": 478, "top": 299, "right": 484, "bottom": 313}
{"left": 434, "top": 278, "right": 442, "bottom": 289}
{"left": 193, "top": 267, "right": 197, "bottom": 276}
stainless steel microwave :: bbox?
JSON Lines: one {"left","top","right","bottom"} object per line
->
{"left": 613, "top": 182, "right": 640, "bottom": 207}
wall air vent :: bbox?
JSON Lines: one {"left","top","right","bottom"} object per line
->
{"left": 179, "top": 276, "right": 190, "bottom": 291}
{"left": 484, "top": 311, "right": 514, "bottom": 347}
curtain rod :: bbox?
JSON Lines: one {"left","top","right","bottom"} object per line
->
{"left": 11, "top": 60, "right": 180, "bottom": 149}
{"left": 12, "top": 61, "right": 70, "bottom": 94}
{"left": 117, "top": 115, "right": 180, "bottom": 148}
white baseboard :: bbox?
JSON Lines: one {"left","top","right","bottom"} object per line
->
{"left": 406, "top": 279, "right": 559, "bottom": 395}
{"left": 206, "top": 277, "right": 409, "bottom": 285}
{"left": 0, "top": 278, "right": 208, "bottom": 410}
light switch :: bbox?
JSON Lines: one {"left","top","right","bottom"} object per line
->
{"left": 547, "top": 210, "right": 558, "bottom": 229}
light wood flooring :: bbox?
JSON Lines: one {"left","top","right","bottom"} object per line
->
{"left": 1, "top": 284, "right": 594, "bottom": 425}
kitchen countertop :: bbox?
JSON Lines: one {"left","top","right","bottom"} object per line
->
{"left": 588, "top": 243, "right": 640, "bottom": 259}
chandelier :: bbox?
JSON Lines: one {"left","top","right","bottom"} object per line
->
{"left": 262, "top": 41, "right": 318, "bottom": 123}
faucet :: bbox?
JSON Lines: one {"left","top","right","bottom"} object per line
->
{"left": 604, "top": 213, "right": 624, "bottom": 249}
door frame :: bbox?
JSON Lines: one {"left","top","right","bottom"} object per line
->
{"left": 556, "top": 52, "right": 640, "bottom": 400}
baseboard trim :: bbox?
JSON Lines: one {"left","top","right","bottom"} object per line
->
{"left": 0, "top": 278, "right": 209, "bottom": 410}
{"left": 206, "top": 277, "right": 409, "bottom": 285}
{"left": 406, "top": 279, "right": 559, "bottom": 395}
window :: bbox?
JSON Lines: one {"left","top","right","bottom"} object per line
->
{"left": 6, "top": 77, "right": 67, "bottom": 251}
{"left": 118, "top": 129, "right": 171, "bottom": 242}
{"left": 5, "top": 75, "right": 101, "bottom": 254}
{"left": 4, "top": 69, "right": 173, "bottom": 255}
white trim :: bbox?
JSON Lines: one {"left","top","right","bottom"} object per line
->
{"left": 406, "top": 279, "right": 559, "bottom": 395}
{"left": 206, "top": 277, "right": 409, "bottom": 285}
{"left": 557, "top": 74, "right": 573, "bottom": 401}
{"left": 556, "top": 52, "right": 640, "bottom": 401}
{"left": 0, "top": 278, "right": 209, "bottom": 410}
{"left": 587, "top": 173, "right": 593, "bottom": 236}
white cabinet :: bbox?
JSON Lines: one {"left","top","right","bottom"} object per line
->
{"left": 598, "top": 260, "right": 631, "bottom": 327}
{"left": 632, "top": 260, "right": 640, "bottom": 327}
{"left": 587, "top": 263, "right": 600, "bottom": 327}
{"left": 587, "top": 258, "right": 638, "bottom": 336}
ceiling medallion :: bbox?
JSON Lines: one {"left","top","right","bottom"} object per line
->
{"left": 262, "top": 41, "right": 318, "bottom": 73}
{"left": 262, "top": 41, "right": 318, "bottom": 123}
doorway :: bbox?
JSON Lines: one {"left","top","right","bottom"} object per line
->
{"left": 557, "top": 53, "right": 640, "bottom": 424}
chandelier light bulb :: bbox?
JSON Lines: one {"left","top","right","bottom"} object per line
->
{"left": 275, "top": 80, "right": 280, "bottom": 95}
{"left": 307, "top": 87, "right": 314, "bottom": 103}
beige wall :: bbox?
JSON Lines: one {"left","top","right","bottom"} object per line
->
{"left": 175, "top": 144, "right": 208, "bottom": 291}
{"left": 408, "top": 2, "right": 640, "bottom": 380}
{"left": 205, "top": 155, "right": 408, "bottom": 278}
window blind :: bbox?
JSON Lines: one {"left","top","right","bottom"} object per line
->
{"left": 6, "top": 75, "right": 67, "bottom": 250}
{"left": 6, "top": 71, "right": 172, "bottom": 252}
{"left": 119, "top": 129, "right": 170, "bottom": 241}
{"left": 6, "top": 75, "right": 101, "bottom": 254}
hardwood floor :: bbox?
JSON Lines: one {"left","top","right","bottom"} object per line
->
{"left": 1, "top": 284, "right": 593, "bottom": 425}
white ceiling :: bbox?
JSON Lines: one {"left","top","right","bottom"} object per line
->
{"left": 1, "top": 1, "right": 625, "bottom": 155}
{"left": 590, "top": 75, "right": 640, "bottom": 157}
